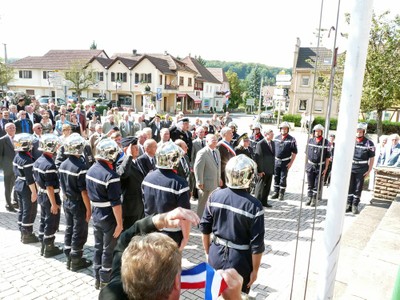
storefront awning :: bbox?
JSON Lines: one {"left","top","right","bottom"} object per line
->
{"left": 177, "top": 93, "right": 187, "bottom": 97}
{"left": 187, "top": 93, "right": 202, "bottom": 104}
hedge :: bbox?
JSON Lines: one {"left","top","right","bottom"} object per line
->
{"left": 282, "top": 114, "right": 400, "bottom": 134}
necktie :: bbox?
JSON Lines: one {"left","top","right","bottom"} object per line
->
{"left": 268, "top": 141, "right": 272, "bottom": 151}
{"left": 151, "top": 157, "right": 155, "bottom": 169}
{"left": 182, "top": 157, "right": 189, "bottom": 174}
{"left": 201, "top": 140, "right": 205, "bottom": 147}
{"left": 212, "top": 150, "right": 218, "bottom": 165}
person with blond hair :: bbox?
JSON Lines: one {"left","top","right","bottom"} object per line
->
{"left": 99, "top": 207, "right": 244, "bottom": 300}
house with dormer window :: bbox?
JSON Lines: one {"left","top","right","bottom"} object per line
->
{"left": 181, "top": 56, "right": 224, "bottom": 113}
{"left": 288, "top": 38, "right": 340, "bottom": 118}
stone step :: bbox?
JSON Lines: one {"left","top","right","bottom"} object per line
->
{"left": 336, "top": 200, "right": 400, "bottom": 299}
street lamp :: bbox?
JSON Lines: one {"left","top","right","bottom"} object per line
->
{"left": 141, "top": 85, "right": 153, "bottom": 114}
{"left": 114, "top": 80, "right": 121, "bottom": 107}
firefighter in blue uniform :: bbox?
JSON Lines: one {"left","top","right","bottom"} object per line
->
{"left": 249, "top": 122, "right": 264, "bottom": 152}
{"left": 200, "top": 154, "right": 265, "bottom": 294}
{"left": 347, "top": 123, "right": 375, "bottom": 214}
{"left": 86, "top": 138, "right": 123, "bottom": 290}
{"left": 59, "top": 134, "right": 92, "bottom": 271}
{"left": 142, "top": 141, "right": 191, "bottom": 248}
{"left": 12, "top": 133, "right": 39, "bottom": 244}
{"left": 305, "top": 124, "right": 330, "bottom": 207}
{"left": 33, "top": 133, "right": 63, "bottom": 257}
{"left": 271, "top": 121, "right": 298, "bottom": 201}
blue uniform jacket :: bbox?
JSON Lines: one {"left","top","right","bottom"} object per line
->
{"left": 13, "top": 152, "right": 35, "bottom": 192}
{"left": 59, "top": 155, "right": 88, "bottom": 201}
{"left": 200, "top": 188, "right": 265, "bottom": 254}
{"left": 274, "top": 134, "right": 298, "bottom": 163}
{"left": 306, "top": 137, "right": 330, "bottom": 171}
{"left": 86, "top": 160, "right": 121, "bottom": 209}
{"left": 33, "top": 154, "right": 60, "bottom": 190}
{"left": 352, "top": 137, "right": 375, "bottom": 173}
{"left": 142, "top": 169, "right": 190, "bottom": 216}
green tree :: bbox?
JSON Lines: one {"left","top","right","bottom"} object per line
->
{"left": 247, "top": 66, "right": 262, "bottom": 108}
{"left": 361, "top": 11, "right": 400, "bottom": 137}
{"left": 225, "top": 70, "right": 242, "bottom": 109}
{"left": 90, "top": 41, "right": 97, "bottom": 50}
{"left": 63, "top": 60, "right": 96, "bottom": 102}
{"left": 0, "top": 60, "right": 15, "bottom": 92}
{"left": 194, "top": 55, "right": 207, "bottom": 66}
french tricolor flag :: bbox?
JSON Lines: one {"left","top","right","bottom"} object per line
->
{"left": 225, "top": 91, "right": 231, "bottom": 98}
{"left": 181, "top": 262, "right": 227, "bottom": 300}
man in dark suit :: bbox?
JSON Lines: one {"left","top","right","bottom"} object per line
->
{"left": 47, "top": 102, "right": 59, "bottom": 128}
{"left": 170, "top": 118, "right": 192, "bottom": 161}
{"left": 116, "top": 137, "right": 145, "bottom": 230}
{"left": 26, "top": 105, "right": 42, "bottom": 124}
{"left": 175, "top": 139, "right": 191, "bottom": 185}
{"left": 149, "top": 114, "right": 164, "bottom": 142}
{"left": 254, "top": 128, "right": 275, "bottom": 208}
{"left": 14, "top": 110, "right": 33, "bottom": 134}
{"left": 0, "top": 123, "right": 18, "bottom": 211}
{"left": 136, "top": 139, "right": 157, "bottom": 177}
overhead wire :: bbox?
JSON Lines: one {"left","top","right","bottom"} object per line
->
{"left": 289, "top": 0, "right": 342, "bottom": 298}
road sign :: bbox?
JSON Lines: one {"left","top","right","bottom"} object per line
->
{"left": 274, "top": 88, "right": 285, "bottom": 96}
{"left": 276, "top": 81, "right": 292, "bottom": 87}
{"left": 273, "top": 95, "right": 286, "bottom": 100}
{"left": 246, "top": 98, "right": 255, "bottom": 106}
{"left": 276, "top": 74, "right": 292, "bottom": 82}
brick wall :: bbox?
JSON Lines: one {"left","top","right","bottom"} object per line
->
{"left": 373, "top": 167, "right": 400, "bottom": 200}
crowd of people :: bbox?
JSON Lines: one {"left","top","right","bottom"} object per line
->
{"left": 0, "top": 96, "right": 381, "bottom": 298}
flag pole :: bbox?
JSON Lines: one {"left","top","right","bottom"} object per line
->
{"left": 317, "top": 0, "right": 374, "bottom": 299}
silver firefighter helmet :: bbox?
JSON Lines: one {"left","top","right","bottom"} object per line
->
{"left": 38, "top": 134, "right": 60, "bottom": 153}
{"left": 95, "top": 138, "right": 120, "bottom": 163}
{"left": 64, "top": 133, "right": 86, "bottom": 155}
{"left": 13, "top": 133, "right": 34, "bottom": 152}
{"left": 155, "top": 141, "right": 183, "bottom": 170}
{"left": 225, "top": 154, "right": 257, "bottom": 189}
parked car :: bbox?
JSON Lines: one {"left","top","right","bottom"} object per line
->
{"left": 38, "top": 97, "right": 66, "bottom": 107}
{"left": 261, "top": 110, "right": 274, "bottom": 118}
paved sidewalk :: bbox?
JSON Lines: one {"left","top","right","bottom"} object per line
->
{"left": 0, "top": 125, "right": 374, "bottom": 299}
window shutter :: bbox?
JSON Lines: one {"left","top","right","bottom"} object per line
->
{"left": 111, "top": 72, "right": 115, "bottom": 82}
{"left": 123, "top": 73, "right": 127, "bottom": 82}
{"left": 148, "top": 73, "right": 152, "bottom": 83}
{"left": 135, "top": 73, "right": 139, "bottom": 83}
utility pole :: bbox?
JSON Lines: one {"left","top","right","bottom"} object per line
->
{"left": 258, "top": 77, "right": 263, "bottom": 116}
{"left": 3, "top": 43, "right": 8, "bottom": 64}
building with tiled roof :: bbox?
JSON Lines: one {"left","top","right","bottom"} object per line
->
{"left": 288, "top": 38, "right": 340, "bottom": 118}
{"left": 7, "top": 49, "right": 229, "bottom": 114}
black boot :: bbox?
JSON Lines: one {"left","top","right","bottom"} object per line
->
{"left": 44, "top": 243, "right": 63, "bottom": 258}
{"left": 310, "top": 196, "right": 317, "bottom": 207}
{"left": 40, "top": 242, "right": 45, "bottom": 256}
{"left": 64, "top": 250, "right": 71, "bottom": 270}
{"left": 21, "top": 233, "right": 39, "bottom": 244}
{"left": 345, "top": 204, "right": 352, "bottom": 213}
{"left": 271, "top": 192, "right": 279, "bottom": 199}
{"left": 278, "top": 192, "right": 285, "bottom": 201}
{"left": 306, "top": 197, "right": 312, "bottom": 206}
{"left": 352, "top": 205, "right": 359, "bottom": 215}
{"left": 71, "top": 257, "right": 93, "bottom": 272}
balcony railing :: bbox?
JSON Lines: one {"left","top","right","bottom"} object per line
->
{"left": 164, "top": 84, "right": 178, "bottom": 90}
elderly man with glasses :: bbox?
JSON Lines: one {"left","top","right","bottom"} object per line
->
{"left": 14, "top": 110, "right": 33, "bottom": 134}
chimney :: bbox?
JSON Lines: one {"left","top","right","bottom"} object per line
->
{"left": 132, "top": 49, "right": 137, "bottom": 56}
{"left": 164, "top": 51, "right": 168, "bottom": 55}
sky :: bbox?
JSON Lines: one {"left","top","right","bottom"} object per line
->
{"left": 0, "top": 0, "right": 398, "bottom": 69}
